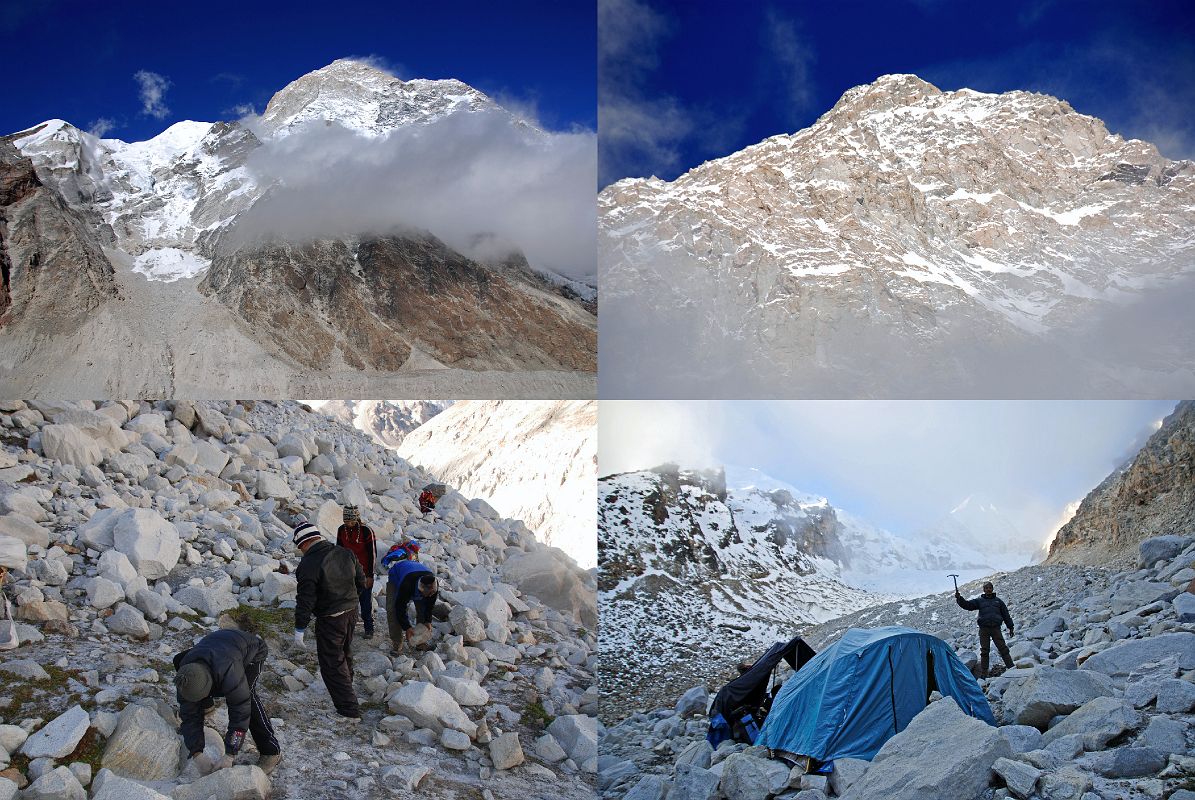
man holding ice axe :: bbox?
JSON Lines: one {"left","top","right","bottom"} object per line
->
{"left": 953, "top": 575, "right": 1015, "bottom": 678}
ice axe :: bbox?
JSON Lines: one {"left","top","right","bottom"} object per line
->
{"left": 948, "top": 574, "right": 960, "bottom": 593}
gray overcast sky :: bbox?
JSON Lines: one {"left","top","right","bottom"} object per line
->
{"left": 599, "top": 400, "right": 1178, "bottom": 544}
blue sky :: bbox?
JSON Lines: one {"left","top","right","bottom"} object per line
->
{"left": 599, "top": 400, "right": 1178, "bottom": 544}
{"left": 599, "top": 0, "right": 1195, "bottom": 186}
{"left": 1, "top": 1, "right": 595, "bottom": 141}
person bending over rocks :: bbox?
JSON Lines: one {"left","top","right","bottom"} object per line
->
{"left": 292, "top": 520, "right": 366, "bottom": 720}
{"left": 956, "top": 581, "right": 1015, "bottom": 677}
{"left": 386, "top": 558, "right": 439, "bottom": 654}
{"left": 173, "top": 628, "right": 282, "bottom": 776}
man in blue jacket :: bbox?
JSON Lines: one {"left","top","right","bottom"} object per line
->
{"left": 173, "top": 628, "right": 281, "bottom": 775}
{"left": 956, "top": 581, "right": 1015, "bottom": 677}
{"left": 385, "top": 558, "right": 438, "bottom": 653}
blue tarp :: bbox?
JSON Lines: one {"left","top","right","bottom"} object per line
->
{"left": 756, "top": 626, "right": 995, "bottom": 762}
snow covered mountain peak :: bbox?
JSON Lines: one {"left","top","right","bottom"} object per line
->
{"left": 257, "top": 58, "right": 500, "bottom": 139}
{"left": 600, "top": 73, "right": 1195, "bottom": 396}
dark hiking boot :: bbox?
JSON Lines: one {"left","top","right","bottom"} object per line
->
{"left": 363, "top": 629, "right": 374, "bottom": 640}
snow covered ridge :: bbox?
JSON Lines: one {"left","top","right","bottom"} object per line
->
{"left": 599, "top": 73, "right": 1195, "bottom": 396}
{"left": 0, "top": 399, "right": 598, "bottom": 798}
{"left": 7, "top": 59, "right": 567, "bottom": 284}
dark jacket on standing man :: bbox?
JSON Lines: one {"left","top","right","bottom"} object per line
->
{"left": 956, "top": 592, "right": 1014, "bottom": 630}
{"left": 173, "top": 628, "right": 269, "bottom": 756}
{"left": 295, "top": 540, "right": 365, "bottom": 630}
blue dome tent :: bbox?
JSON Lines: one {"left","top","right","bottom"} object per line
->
{"left": 756, "top": 626, "right": 995, "bottom": 763}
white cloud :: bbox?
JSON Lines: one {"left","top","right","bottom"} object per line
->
{"left": 598, "top": 400, "right": 1178, "bottom": 550}
{"left": 133, "top": 70, "right": 171, "bottom": 119}
{"left": 764, "top": 7, "right": 815, "bottom": 121}
{"left": 227, "top": 111, "right": 597, "bottom": 282}
{"left": 598, "top": 0, "right": 692, "bottom": 185}
{"left": 87, "top": 117, "right": 115, "bottom": 138}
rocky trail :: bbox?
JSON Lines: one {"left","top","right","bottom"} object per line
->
{"left": 0, "top": 399, "right": 599, "bottom": 800}
{"left": 600, "top": 536, "right": 1195, "bottom": 800}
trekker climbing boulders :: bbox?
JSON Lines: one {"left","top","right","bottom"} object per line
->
{"left": 956, "top": 581, "right": 1015, "bottom": 677}
{"left": 292, "top": 520, "right": 366, "bottom": 719}
{"left": 386, "top": 557, "right": 439, "bottom": 654}
{"left": 336, "top": 504, "right": 377, "bottom": 639}
{"left": 419, "top": 483, "right": 446, "bottom": 515}
{"left": 173, "top": 628, "right": 282, "bottom": 775}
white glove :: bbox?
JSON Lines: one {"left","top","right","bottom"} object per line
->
{"left": 294, "top": 629, "right": 305, "bottom": 647}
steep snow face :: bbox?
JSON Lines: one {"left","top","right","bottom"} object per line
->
{"left": 600, "top": 73, "right": 1195, "bottom": 397}
{"left": 8, "top": 60, "right": 513, "bottom": 283}
{"left": 317, "top": 400, "right": 453, "bottom": 449}
{"left": 397, "top": 401, "right": 597, "bottom": 569}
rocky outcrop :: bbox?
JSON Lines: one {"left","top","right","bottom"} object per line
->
{"left": 1049, "top": 401, "right": 1195, "bottom": 565}
{"left": 600, "top": 74, "right": 1195, "bottom": 397}
{"left": 0, "top": 137, "right": 118, "bottom": 328}
{"left": 200, "top": 231, "right": 596, "bottom": 372}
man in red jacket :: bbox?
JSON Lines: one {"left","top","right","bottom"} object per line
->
{"left": 336, "top": 505, "right": 377, "bottom": 639}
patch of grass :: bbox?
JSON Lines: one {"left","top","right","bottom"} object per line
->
{"left": 65, "top": 727, "right": 105, "bottom": 772}
{"left": 8, "top": 752, "right": 29, "bottom": 774}
{"left": 520, "top": 700, "right": 554, "bottom": 731}
{"left": 2, "top": 666, "right": 83, "bottom": 719}
{"left": 230, "top": 605, "right": 293, "bottom": 638}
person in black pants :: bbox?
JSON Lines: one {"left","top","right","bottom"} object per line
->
{"left": 385, "top": 558, "right": 439, "bottom": 653}
{"left": 292, "top": 520, "right": 366, "bottom": 719}
{"left": 173, "top": 628, "right": 282, "bottom": 775}
{"left": 956, "top": 581, "right": 1015, "bottom": 677}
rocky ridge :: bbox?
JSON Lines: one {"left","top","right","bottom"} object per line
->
{"left": 1049, "top": 401, "right": 1195, "bottom": 566}
{"left": 0, "top": 399, "right": 598, "bottom": 799}
{"left": 0, "top": 138, "right": 119, "bottom": 329}
{"left": 318, "top": 401, "right": 452, "bottom": 450}
{"left": 599, "top": 74, "right": 1195, "bottom": 397}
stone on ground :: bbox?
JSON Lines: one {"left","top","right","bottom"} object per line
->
{"left": 170, "top": 765, "right": 269, "bottom": 800}
{"left": 20, "top": 705, "right": 90, "bottom": 759}
{"left": 489, "top": 731, "right": 525, "bottom": 770}
{"left": 840, "top": 698, "right": 1012, "bottom": 800}
{"left": 1000, "top": 667, "right": 1117, "bottom": 728}
{"left": 101, "top": 704, "right": 182, "bottom": 780}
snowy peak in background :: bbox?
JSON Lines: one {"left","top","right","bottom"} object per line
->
{"left": 600, "top": 73, "right": 1195, "bottom": 396}
{"left": 257, "top": 58, "right": 505, "bottom": 139}
{"left": 917, "top": 492, "right": 1043, "bottom": 562}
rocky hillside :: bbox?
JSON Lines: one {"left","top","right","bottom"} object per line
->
{"left": 0, "top": 138, "right": 119, "bottom": 328}
{"left": 601, "top": 535, "right": 1195, "bottom": 800}
{"left": 598, "top": 466, "right": 880, "bottom": 723}
{"left": 398, "top": 401, "right": 597, "bottom": 570}
{"left": 318, "top": 401, "right": 451, "bottom": 450}
{"left": 0, "top": 400, "right": 598, "bottom": 800}
{"left": 0, "top": 59, "right": 596, "bottom": 396}
{"left": 1048, "top": 401, "right": 1195, "bottom": 567}
{"left": 599, "top": 74, "right": 1195, "bottom": 398}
